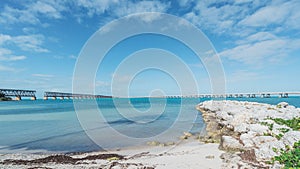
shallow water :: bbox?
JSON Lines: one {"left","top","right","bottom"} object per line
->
{"left": 0, "top": 97, "right": 299, "bottom": 153}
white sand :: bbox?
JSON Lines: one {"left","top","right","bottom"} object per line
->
{"left": 0, "top": 139, "right": 224, "bottom": 169}
{"left": 123, "top": 140, "right": 223, "bottom": 169}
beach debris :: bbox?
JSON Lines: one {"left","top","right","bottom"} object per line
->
{"left": 0, "top": 153, "right": 124, "bottom": 165}
{"left": 183, "top": 132, "right": 192, "bottom": 137}
{"left": 165, "top": 141, "right": 175, "bottom": 146}
{"left": 205, "top": 155, "right": 215, "bottom": 159}
{"left": 147, "top": 141, "right": 160, "bottom": 146}
{"left": 180, "top": 132, "right": 193, "bottom": 139}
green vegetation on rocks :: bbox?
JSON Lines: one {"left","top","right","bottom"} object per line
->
{"left": 270, "top": 117, "right": 300, "bottom": 131}
{"left": 272, "top": 141, "right": 300, "bottom": 168}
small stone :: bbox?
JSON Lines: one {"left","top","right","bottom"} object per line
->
{"left": 205, "top": 155, "right": 215, "bottom": 159}
{"left": 147, "top": 141, "right": 160, "bottom": 146}
{"left": 165, "top": 142, "right": 175, "bottom": 146}
{"left": 159, "top": 143, "right": 166, "bottom": 147}
{"left": 183, "top": 132, "right": 193, "bottom": 137}
{"left": 180, "top": 135, "right": 188, "bottom": 140}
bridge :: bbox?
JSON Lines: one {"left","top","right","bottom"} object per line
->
{"left": 166, "top": 92, "right": 300, "bottom": 99}
{"left": 43, "top": 91, "right": 112, "bottom": 100}
{"left": 0, "top": 89, "right": 36, "bottom": 100}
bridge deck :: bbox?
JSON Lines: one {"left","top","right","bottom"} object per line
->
{"left": 0, "top": 89, "right": 36, "bottom": 97}
{"left": 44, "top": 92, "right": 112, "bottom": 99}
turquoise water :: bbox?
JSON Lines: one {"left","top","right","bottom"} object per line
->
{"left": 0, "top": 97, "right": 299, "bottom": 153}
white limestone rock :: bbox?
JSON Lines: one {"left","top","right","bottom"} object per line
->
{"left": 255, "top": 141, "right": 285, "bottom": 161}
{"left": 247, "top": 124, "right": 269, "bottom": 135}
{"left": 240, "top": 132, "right": 256, "bottom": 148}
{"left": 252, "top": 136, "right": 277, "bottom": 147}
{"left": 234, "top": 123, "right": 249, "bottom": 133}
{"left": 277, "top": 102, "right": 289, "bottom": 108}
{"left": 220, "top": 136, "right": 244, "bottom": 151}
{"left": 216, "top": 111, "right": 233, "bottom": 122}
{"left": 282, "top": 131, "right": 300, "bottom": 147}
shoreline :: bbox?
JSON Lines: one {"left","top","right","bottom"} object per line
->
{"left": 0, "top": 138, "right": 224, "bottom": 169}
{"left": 1, "top": 100, "right": 299, "bottom": 168}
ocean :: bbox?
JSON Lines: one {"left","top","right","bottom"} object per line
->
{"left": 0, "top": 97, "right": 299, "bottom": 153}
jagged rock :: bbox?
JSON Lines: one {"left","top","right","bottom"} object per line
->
{"left": 220, "top": 136, "right": 244, "bottom": 151}
{"left": 281, "top": 131, "right": 300, "bottom": 147}
{"left": 197, "top": 100, "right": 300, "bottom": 168}
{"left": 252, "top": 136, "right": 277, "bottom": 147}
{"left": 234, "top": 123, "right": 249, "bottom": 133}
{"left": 216, "top": 111, "right": 233, "bottom": 121}
{"left": 240, "top": 132, "right": 256, "bottom": 148}
{"left": 247, "top": 124, "right": 269, "bottom": 135}
{"left": 255, "top": 140, "right": 285, "bottom": 161}
{"left": 230, "top": 113, "right": 250, "bottom": 126}
{"left": 277, "top": 102, "right": 289, "bottom": 108}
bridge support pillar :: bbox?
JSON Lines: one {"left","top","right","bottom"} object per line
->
{"left": 44, "top": 96, "right": 48, "bottom": 100}
{"left": 52, "top": 97, "right": 56, "bottom": 100}
{"left": 60, "top": 97, "right": 64, "bottom": 100}
{"left": 31, "top": 96, "right": 36, "bottom": 100}
{"left": 15, "top": 96, "right": 21, "bottom": 101}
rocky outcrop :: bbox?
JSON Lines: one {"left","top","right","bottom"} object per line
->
{"left": 197, "top": 100, "right": 300, "bottom": 168}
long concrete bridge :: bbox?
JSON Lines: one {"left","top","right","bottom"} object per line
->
{"left": 166, "top": 92, "right": 300, "bottom": 98}
{"left": 0, "top": 88, "right": 36, "bottom": 100}
{"left": 43, "top": 91, "right": 112, "bottom": 100}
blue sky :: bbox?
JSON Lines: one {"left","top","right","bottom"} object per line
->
{"left": 0, "top": 0, "right": 300, "bottom": 98}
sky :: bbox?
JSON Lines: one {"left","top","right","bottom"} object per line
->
{"left": 0, "top": 0, "right": 300, "bottom": 98}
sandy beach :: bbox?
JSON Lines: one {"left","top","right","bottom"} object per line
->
{"left": 0, "top": 139, "right": 224, "bottom": 169}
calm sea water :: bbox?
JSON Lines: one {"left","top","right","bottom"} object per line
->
{"left": 0, "top": 97, "right": 299, "bottom": 153}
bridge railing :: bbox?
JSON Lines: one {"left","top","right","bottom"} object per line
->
{"left": 0, "top": 89, "right": 36, "bottom": 100}
{"left": 43, "top": 91, "right": 112, "bottom": 100}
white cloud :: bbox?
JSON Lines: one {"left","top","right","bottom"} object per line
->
{"left": 0, "top": 55, "right": 26, "bottom": 61}
{"left": 184, "top": 1, "right": 248, "bottom": 35}
{"left": 239, "top": 0, "right": 300, "bottom": 30}
{"left": 14, "top": 34, "right": 48, "bottom": 53}
{"left": 0, "top": 0, "right": 67, "bottom": 25}
{"left": 236, "top": 32, "right": 278, "bottom": 45}
{"left": 0, "top": 34, "right": 12, "bottom": 45}
{"left": 220, "top": 33, "right": 300, "bottom": 65}
{"left": 0, "top": 65, "right": 16, "bottom": 72}
{"left": 0, "top": 5, "right": 38, "bottom": 25}
{"left": 0, "top": 48, "right": 26, "bottom": 61}
{"left": 113, "top": 1, "right": 169, "bottom": 18}
{"left": 32, "top": 74, "right": 54, "bottom": 78}
{"left": 76, "top": 0, "right": 119, "bottom": 17}
{"left": 30, "top": 1, "right": 63, "bottom": 19}
{"left": 0, "top": 34, "right": 48, "bottom": 53}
